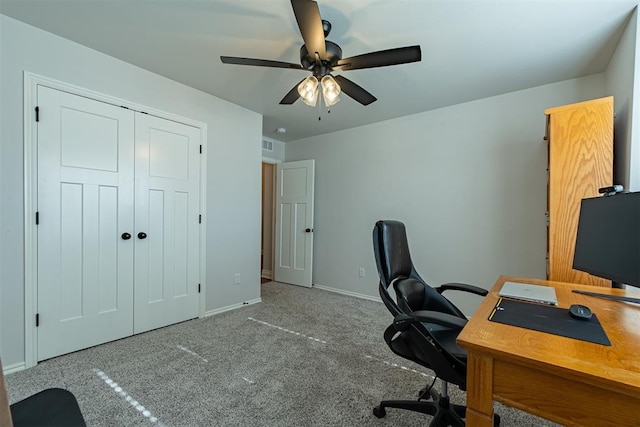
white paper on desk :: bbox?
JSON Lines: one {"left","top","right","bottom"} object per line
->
{"left": 499, "top": 282, "right": 558, "bottom": 305}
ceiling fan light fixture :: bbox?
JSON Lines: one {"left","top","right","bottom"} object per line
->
{"left": 298, "top": 76, "right": 319, "bottom": 106}
{"left": 321, "top": 75, "right": 341, "bottom": 107}
{"left": 221, "top": 1, "right": 422, "bottom": 110}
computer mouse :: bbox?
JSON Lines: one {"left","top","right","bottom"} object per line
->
{"left": 569, "top": 304, "right": 592, "bottom": 320}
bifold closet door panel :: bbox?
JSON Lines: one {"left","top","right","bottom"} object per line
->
{"left": 133, "top": 113, "right": 201, "bottom": 333}
{"left": 36, "top": 86, "right": 135, "bottom": 361}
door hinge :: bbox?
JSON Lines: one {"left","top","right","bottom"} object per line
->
{"left": 199, "top": 214, "right": 202, "bottom": 224}
{"left": 198, "top": 283, "right": 201, "bottom": 293}
{"left": 199, "top": 145, "right": 202, "bottom": 154}
{"left": 36, "top": 313, "right": 40, "bottom": 327}
{"left": 35, "top": 211, "right": 39, "bottom": 225}
{"left": 35, "top": 106, "right": 40, "bottom": 122}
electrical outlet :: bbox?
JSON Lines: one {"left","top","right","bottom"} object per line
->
{"left": 234, "top": 273, "right": 240, "bottom": 284}
{"left": 359, "top": 267, "right": 365, "bottom": 278}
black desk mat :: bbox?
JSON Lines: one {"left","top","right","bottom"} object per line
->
{"left": 489, "top": 298, "right": 611, "bottom": 346}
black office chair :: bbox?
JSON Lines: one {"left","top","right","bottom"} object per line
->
{"left": 1, "top": 358, "right": 86, "bottom": 427}
{"left": 10, "top": 388, "right": 86, "bottom": 427}
{"left": 372, "top": 220, "right": 499, "bottom": 427}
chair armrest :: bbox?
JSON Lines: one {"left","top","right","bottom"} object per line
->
{"left": 393, "top": 310, "right": 467, "bottom": 331}
{"left": 436, "top": 282, "right": 488, "bottom": 297}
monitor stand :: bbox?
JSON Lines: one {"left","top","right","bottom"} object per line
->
{"left": 572, "top": 289, "right": 640, "bottom": 304}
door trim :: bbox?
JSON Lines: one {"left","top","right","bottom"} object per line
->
{"left": 261, "top": 156, "right": 281, "bottom": 165}
{"left": 23, "top": 72, "right": 208, "bottom": 368}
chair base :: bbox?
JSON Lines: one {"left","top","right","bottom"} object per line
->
{"left": 373, "top": 394, "right": 500, "bottom": 427}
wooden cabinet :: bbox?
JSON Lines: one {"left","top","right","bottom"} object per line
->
{"left": 544, "top": 97, "right": 613, "bottom": 287}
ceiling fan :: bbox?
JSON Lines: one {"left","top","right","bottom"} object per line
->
{"left": 220, "top": 0, "right": 421, "bottom": 107}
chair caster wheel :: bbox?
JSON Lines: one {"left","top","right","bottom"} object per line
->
{"left": 373, "top": 405, "right": 386, "bottom": 418}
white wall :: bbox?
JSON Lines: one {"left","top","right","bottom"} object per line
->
{"left": 262, "top": 137, "right": 285, "bottom": 162}
{"left": 0, "top": 15, "right": 262, "bottom": 368}
{"left": 286, "top": 75, "right": 607, "bottom": 315}
{"left": 0, "top": 15, "right": 4, "bottom": 370}
{"left": 606, "top": 8, "right": 639, "bottom": 192}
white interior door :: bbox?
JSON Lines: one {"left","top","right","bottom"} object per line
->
{"left": 133, "top": 113, "right": 201, "bottom": 333}
{"left": 37, "top": 86, "right": 135, "bottom": 361}
{"left": 274, "top": 160, "right": 315, "bottom": 287}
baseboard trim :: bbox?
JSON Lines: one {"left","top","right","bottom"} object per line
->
{"left": 3, "top": 361, "right": 26, "bottom": 375}
{"left": 261, "top": 269, "right": 273, "bottom": 280}
{"left": 312, "top": 283, "right": 382, "bottom": 303}
{"left": 204, "top": 298, "right": 262, "bottom": 317}
{"left": 3, "top": 301, "right": 264, "bottom": 374}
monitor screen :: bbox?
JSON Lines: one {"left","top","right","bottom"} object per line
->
{"left": 573, "top": 192, "right": 640, "bottom": 287}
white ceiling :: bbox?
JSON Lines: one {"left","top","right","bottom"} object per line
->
{"left": 1, "top": 0, "right": 638, "bottom": 142}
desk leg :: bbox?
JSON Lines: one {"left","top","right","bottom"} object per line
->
{"left": 465, "top": 352, "right": 494, "bottom": 427}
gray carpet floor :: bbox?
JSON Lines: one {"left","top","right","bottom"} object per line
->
{"left": 6, "top": 282, "right": 559, "bottom": 426}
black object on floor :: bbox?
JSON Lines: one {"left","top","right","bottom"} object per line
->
{"left": 10, "top": 388, "right": 86, "bottom": 427}
{"left": 489, "top": 298, "right": 611, "bottom": 345}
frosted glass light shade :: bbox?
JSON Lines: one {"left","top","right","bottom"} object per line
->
{"left": 298, "top": 76, "right": 319, "bottom": 107}
{"left": 321, "top": 75, "right": 341, "bottom": 107}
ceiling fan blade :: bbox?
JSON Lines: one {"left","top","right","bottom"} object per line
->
{"left": 336, "top": 45, "right": 421, "bottom": 71}
{"left": 333, "top": 75, "right": 376, "bottom": 106}
{"left": 279, "top": 79, "right": 305, "bottom": 105}
{"left": 221, "top": 56, "right": 304, "bottom": 70}
{"left": 291, "top": 0, "right": 326, "bottom": 59}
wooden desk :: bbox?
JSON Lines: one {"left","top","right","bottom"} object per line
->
{"left": 457, "top": 276, "right": 640, "bottom": 426}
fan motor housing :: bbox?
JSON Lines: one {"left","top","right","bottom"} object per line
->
{"left": 300, "top": 40, "right": 342, "bottom": 76}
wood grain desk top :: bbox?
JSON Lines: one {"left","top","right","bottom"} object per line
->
{"left": 458, "top": 275, "right": 640, "bottom": 399}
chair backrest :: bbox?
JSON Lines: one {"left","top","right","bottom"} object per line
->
{"left": 373, "top": 220, "right": 416, "bottom": 287}
{"left": 373, "top": 220, "right": 464, "bottom": 318}
{"left": 373, "top": 220, "right": 415, "bottom": 316}
{"left": 373, "top": 220, "right": 468, "bottom": 387}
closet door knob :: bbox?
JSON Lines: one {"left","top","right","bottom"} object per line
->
{"left": 121, "top": 233, "right": 131, "bottom": 240}
{"left": 137, "top": 232, "right": 147, "bottom": 239}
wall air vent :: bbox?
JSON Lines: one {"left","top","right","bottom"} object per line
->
{"left": 262, "top": 139, "right": 274, "bottom": 152}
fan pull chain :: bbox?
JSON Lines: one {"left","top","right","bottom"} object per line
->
{"left": 317, "top": 94, "right": 332, "bottom": 120}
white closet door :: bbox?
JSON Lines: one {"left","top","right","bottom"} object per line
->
{"left": 37, "top": 86, "right": 135, "bottom": 361}
{"left": 133, "top": 113, "right": 201, "bottom": 333}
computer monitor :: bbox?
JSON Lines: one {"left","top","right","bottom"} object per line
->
{"left": 573, "top": 192, "right": 640, "bottom": 287}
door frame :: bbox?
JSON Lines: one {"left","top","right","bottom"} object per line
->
{"left": 261, "top": 157, "right": 280, "bottom": 281}
{"left": 23, "top": 72, "right": 208, "bottom": 368}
